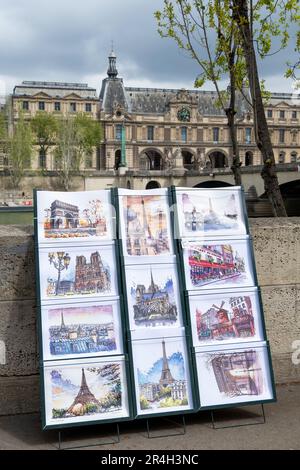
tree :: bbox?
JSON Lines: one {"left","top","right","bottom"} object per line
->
{"left": 156, "top": 1, "right": 299, "bottom": 216}
{"left": 230, "top": 0, "right": 299, "bottom": 216}
{"left": 155, "top": 0, "right": 246, "bottom": 185}
{"left": 54, "top": 113, "right": 102, "bottom": 191}
{"left": 8, "top": 111, "right": 32, "bottom": 188}
{"left": 31, "top": 112, "right": 58, "bottom": 169}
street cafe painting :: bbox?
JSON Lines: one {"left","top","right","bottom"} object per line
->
{"left": 38, "top": 244, "right": 118, "bottom": 302}
{"left": 41, "top": 299, "right": 123, "bottom": 361}
{"left": 188, "top": 288, "right": 264, "bottom": 347}
{"left": 36, "top": 190, "right": 114, "bottom": 244}
{"left": 195, "top": 344, "right": 274, "bottom": 407}
{"left": 175, "top": 187, "right": 246, "bottom": 238}
{"left": 42, "top": 357, "right": 129, "bottom": 428}
{"left": 183, "top": 237, "right": 255, "bottom": 291}
{"left": 118, "top": 189, "right": 173, "bottom": 258}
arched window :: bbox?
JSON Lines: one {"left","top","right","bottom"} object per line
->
{"left": 114, "top": 149, "right": 121, "bottom": 169}
{"left": 278, "top": 152, "right": 285, "bottom": 164}
{"left": 245, "top": 151, "right": 253, "bottom": 166}
{"left": 291, "top": 151, "right": 297, "bottom": 163}
{"left": 39, "top": 149, "right": 46, "bottom": 169}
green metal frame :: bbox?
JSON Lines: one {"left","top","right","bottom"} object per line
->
{"left": 34, "top": 188, "right": 134, "bottom": 431}
{"left": 33, "top": 185, "right": 277, "bottom": 431}
{"left": 114, "top": 186, "right": 198, "bottom": 420}
{"left": 170, "top": 185, "right": 276, "bottom": 412}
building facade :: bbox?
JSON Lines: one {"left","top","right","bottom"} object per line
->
{"left": 3, "top": 50, "right": 300, "bottom": 192}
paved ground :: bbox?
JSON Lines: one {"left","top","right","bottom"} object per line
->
{"left": 0, "top": 383, "right": 299, "bottom": 450}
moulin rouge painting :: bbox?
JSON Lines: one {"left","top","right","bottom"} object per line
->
{"left": 183, "top": 238, "right": 254, "bottom": 290}
{"left": 39, "top": 245, "right": 117, "bottom": 301}
{"left": 41, "top": 301, "right": 122, "bottom": 360}
{"left": 188, "top": 289, "right": 263, "bottom": 346}
{"left": 119, "top": 191, "right": 172, "bottom": 257}
{"left": 43, "top": 358, "right": 129, "bottom": 426}
{"left": 37, "top": 190, "right": 113, "bottom": 243}
{"left": 176, "top": 188, "right": 246, "bottom": 237}
{"left": 133, "top": 337, "right": 192, "bottom": 415}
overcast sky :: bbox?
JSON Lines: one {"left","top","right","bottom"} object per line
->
{"left": 0, "top": 0, "right": 298, "bottom": 97}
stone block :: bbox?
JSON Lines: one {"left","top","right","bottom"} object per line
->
{"left": 261, "top": 285, "right": 300, "bottom": 355}
{"left": 0, "top": 226, "right": 35, "bottom": 301}
{"left": 249, "top": 218, "right": 300, "bottom": 286}
{"left": 0, "top": 375, "right": 40, "bottom": 415}
{"left": 0, "top": 300, "right": 39, "bottom": 376}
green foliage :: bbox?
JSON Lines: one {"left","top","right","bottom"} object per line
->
{"left": 157, "top": 386, "right": 172, "bottom": 399}
{"left": 159, "top": 396, "right": 186, "bottom": 408}
{"left": 85, "top": 403, "right": 99, "bottom": 414}
{"left": 31, "top": 112, "right": 58, "bottom": 155}
{"left": 52, "top": 408, "right": 66, "bottom": 419}
{"left": 54, "top": 113, "right": 102, "bottom": 191}
{"left": 140, "top": 395, "right": 151, "bottom": 410}
{"left": 8, "top": 110, "right": 32, "bottom": 188}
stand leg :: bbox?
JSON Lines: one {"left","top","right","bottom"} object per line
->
{"left": 145, "top": 415, "right": 186, "bottom": 439}
{"left": 211, "top": 404, "right": 266, "bottom": 430}
{"left": 56, "top": 423, "right": 120, "bottom": 450}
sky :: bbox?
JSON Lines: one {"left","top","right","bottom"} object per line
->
{"left": 0, "top": 0, "right": 298, "bottom": 98}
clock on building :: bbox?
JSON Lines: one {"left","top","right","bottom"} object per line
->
{"left": 177, "top": 107, "right": 191, "bottom": 122}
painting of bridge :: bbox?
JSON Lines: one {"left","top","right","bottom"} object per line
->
{"left": 177, "top": 188, "right": 246, "bottom": 237}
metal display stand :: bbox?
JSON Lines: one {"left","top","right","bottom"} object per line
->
{"left": 210, "top": 404, "right": 266, "bottom": 430}
{"left": 145, "top": 415, "right": 186, "bottom": 439}
{"left": 56, "top": 423, "right": 120, "bottom": 450}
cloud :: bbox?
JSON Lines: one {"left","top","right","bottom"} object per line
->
{"left": 0, "top": 0, "right": 297, "bottom": 95}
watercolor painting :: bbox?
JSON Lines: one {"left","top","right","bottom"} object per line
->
{"left": 176, "top": 188, "right": 246, "bottom": 237}
{"left": 125, "top": 263, "right": 182, "bottom": 330}
{"left": 39, "top": 244, "right": 117, "bottom": 301}
{"left": 41, "top": 300, "right": 123, "bottom": 360}
{"left": 196, "top": 345, "right": 274, "bottom": 407}
{"left": 37, "top": 190, "right": 113, "bottom": 243}
{"left": 188, "top": 288, "right": 263, "bottom": 346}
{"left": 183, "top": 238, "right": 254, "bottom": 290}
{"left": 43, "top": 357, "right": 129, "bottom": 427}
{"left": 132, "top": 337, "right": 192, "bottom": 415}
{"left": 119, "top": 192, "right": 172, "bottom": 256}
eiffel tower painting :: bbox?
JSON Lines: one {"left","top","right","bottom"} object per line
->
{"left": 159, "top": 340, "right": 175, "bottom": 387}
{"left": 68, "top": 368, "right": 100, "bottom": 415}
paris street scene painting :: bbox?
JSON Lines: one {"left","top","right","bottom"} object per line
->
{"left": 176, "top": 188, "right": 246, "bottom": 238}
{"left": 133, "top": 337, "right": 192, "bottom": 415}
{"left": 119, "top": 190, "right": 172, "bottom": 257}
{"left": 41, "top": 300, "right": 122, "bottom": 360}
{"left": 37, "top": 190, "right": 113, "bottom": 243}
{"left": 39, "top": 244, "right": 117, "bottom": 301}
{"left": 43, "top": 358, "right": 129, "bottom": 426}
{"left": 188, "top": 288, "right": 263, "bottom": 346}
{"left": 125, "top": 263, "right": 182, "bottom": 330}
{"left": 196, "top": 345, "right": 274, "bottom": 407}
{"left": 183, "top": 238, "right": 255, "bottom": 290}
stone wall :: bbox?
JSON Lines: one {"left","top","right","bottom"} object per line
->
{"left": 0, "top": 219, "right": 299, "bottom": 415}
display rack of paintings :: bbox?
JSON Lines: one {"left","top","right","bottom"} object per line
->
{"left": 116, "top": 188, "right": 195, "bottom": 418}
{"left": 172, "top": 186, "right": 276, "bottom": 411}
{"left": 34, "top": 189, "right": 131, "bottom": 430}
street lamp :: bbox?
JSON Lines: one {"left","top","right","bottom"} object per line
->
{"left": 48, "top": 251, "right": 71, "bottom": 295}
